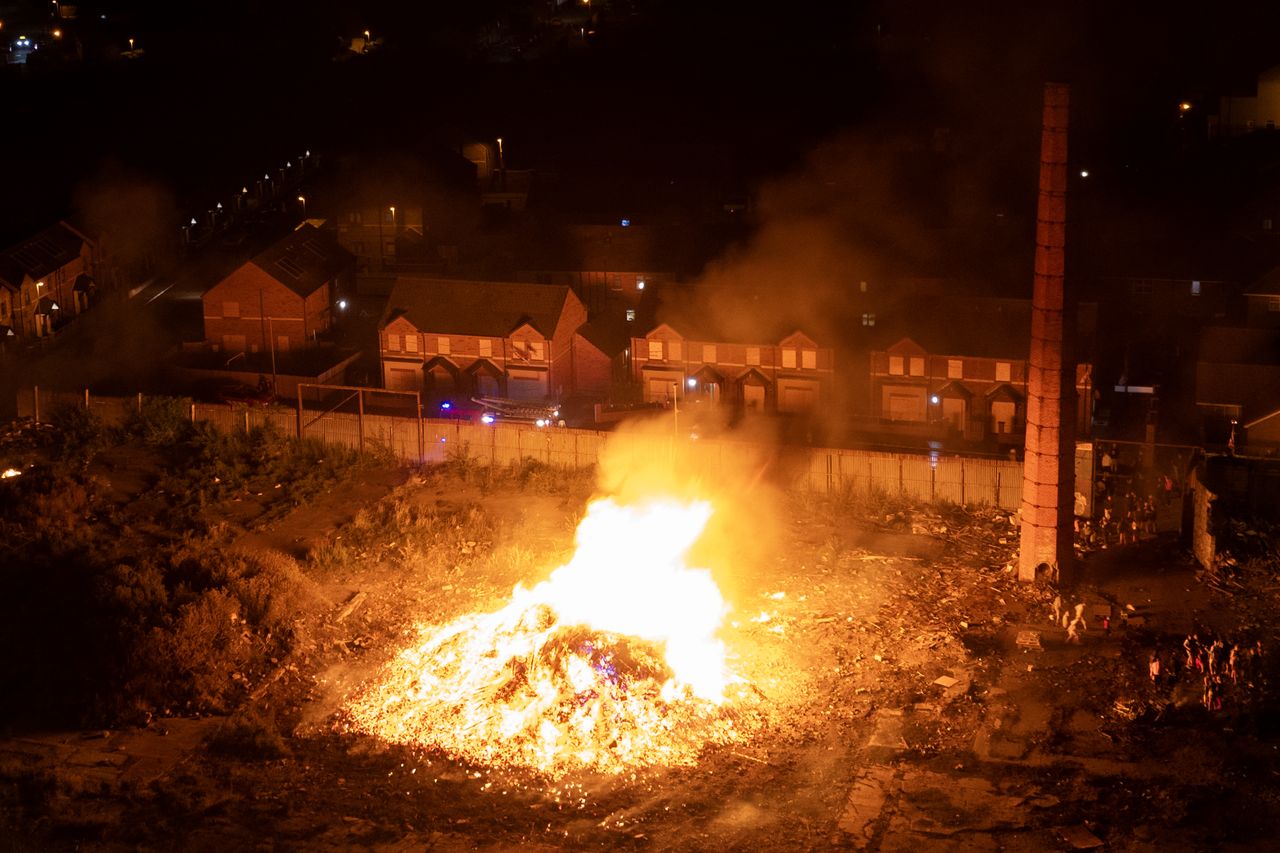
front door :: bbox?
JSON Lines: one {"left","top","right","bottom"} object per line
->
{"left": 743, "top": 384, "right": 765, "bottom": 412}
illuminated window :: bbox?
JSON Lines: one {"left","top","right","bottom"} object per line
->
{"left": 625, "top": 309, "right": 636, "bottom": 322}
{"left": 479, "top": 338, "right": 492, "bottom": 357}
{"left": 223, "top": 301, "right": 240, "bottom": 318}
{"left": 1191, "top": 280, "right": 1201, "bottom": 295}
{"left": 781, "top": 348, "right": 797, "bottom": 368}
{"left": 948, "top": 359, "right": 963, "bottom": 379}
{"left": 888, "top": 356, "right": 904, "bottom": 375}
{"left": 995, "top": 361, "right": 1011, "bottom": 382}
{"left": 528, "top": 341, "right": 544, "bottom": 361}
{"left": 405, "top": 334, "right": 419, "bottom": 353}
{"left": 909, "top": 357, "right": 924, "bottom": 376}
{"left": 802, "top": 349, "right": 816, "bottom": 369}
{"left": 437, "top": 336, "right": 449, "bottom": 355}
{"left": 862, "top": 313, "right": 875, "bottom": 326}
{"left": 703, "top": 344, "right": 716, "bottom": 362}
{"left": 648, "top": 340, "right": 663, "bottom": 360}
{"left": 387, "top": 333, "right": 400, "bottom": 351}
{"left": 746, "top": 347, "right": 761, "bottom": 366}
{"left": 860, "top": 280, "right": 868, "bottom": 293}
{"left": 669, "top": 341, "right": 683, "bottom": 361}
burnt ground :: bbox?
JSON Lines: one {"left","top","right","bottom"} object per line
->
{"left": 3, "top": 467, "right": 1280, "bottom": 851}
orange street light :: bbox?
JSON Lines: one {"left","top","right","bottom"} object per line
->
{"left": 297, "top": 195, "right": 307, "bottom": 216}
{"left": 1179, "top": 101, "right": 1192, "bottom": 113}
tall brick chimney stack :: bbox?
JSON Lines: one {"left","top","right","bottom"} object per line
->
{"left": 1019, "top": 82, "right": 1076, "bottom": 584}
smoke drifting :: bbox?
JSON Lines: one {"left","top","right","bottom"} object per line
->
{"left": 71, "top": 161, "right": 180, "bottom": 275}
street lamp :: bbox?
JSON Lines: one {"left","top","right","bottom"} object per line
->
{"left": 127, "top": 36, "right": 134, "bottom": 51}
{"left": 298, "top": 195, "right": 306, "bottom": 217}
{"left": 496, "top": 137, "right": 505, "bottom": 172}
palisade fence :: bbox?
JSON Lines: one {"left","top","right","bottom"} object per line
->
{"left": 16, "top": 386, "right": 1025, "bottom": 510}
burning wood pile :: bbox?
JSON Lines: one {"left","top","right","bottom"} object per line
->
{"left": 342, "top": 497, "right": 760, "bottom": 777}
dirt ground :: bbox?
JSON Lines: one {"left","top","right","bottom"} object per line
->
{"left": 2, "top": 464, "right": 1279, "bottom": 851}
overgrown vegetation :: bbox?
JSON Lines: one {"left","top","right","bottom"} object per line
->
{"left": 0, "top": 403, "right": 386, "bottom": 729}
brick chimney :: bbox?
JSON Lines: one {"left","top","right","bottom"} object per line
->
{"left": 1018, "top": 82, "right": 1076, "bottom": 584}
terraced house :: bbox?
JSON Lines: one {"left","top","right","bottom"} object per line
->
{"left": 202, "top": 224, "right": 353, "bottom": 354}
{"left": 0, "top": 222, "right": 97, "bottom": 338}
{"left": 379, "top": 277, "right": 587, "bottom": 401}
{"left": 630, "top": 320, "right": 834, "bottom": 414}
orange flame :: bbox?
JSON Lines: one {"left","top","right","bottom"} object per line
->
{"left": 344, "top": 497, "right": 747, "bottom": 776}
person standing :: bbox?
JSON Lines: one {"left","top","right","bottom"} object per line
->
{"left": 1149, "top": 652, "right": 1161, "bottom": 684}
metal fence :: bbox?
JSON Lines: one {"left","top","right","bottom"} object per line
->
{"left": 16, "top": 386, "right": 1026, "bottom": 510}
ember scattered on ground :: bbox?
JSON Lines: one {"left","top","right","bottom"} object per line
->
{"left": 2, "top": 466, "right": 1280, "bottom": 850}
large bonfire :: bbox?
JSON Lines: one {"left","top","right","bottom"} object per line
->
{"left": 344, "top": 495, "right": 753, "bottom": 777}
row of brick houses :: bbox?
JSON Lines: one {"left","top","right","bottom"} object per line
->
{"left": 0, "top": 222, "right": 98, "bottom": 338}
{"left": 373, "top": 275, "right": 837, "bottom": 416}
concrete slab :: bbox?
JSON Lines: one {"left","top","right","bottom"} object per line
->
{"left": 837, "top": 765, "right": 898, "bottom": 848}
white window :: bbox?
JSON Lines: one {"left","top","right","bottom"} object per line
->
{"left": 223, "top": 301, "right": 240, "bottom": 318}
{"left": 625, "top": 309, "right": 636, "bottom": 322}
{"left": 479, "top": 338, "right": 492, "bottom": 358}
{"left": 437, "top": 336, "right": 450, "bottom": 355}
{"left": 746, "top": 347, "right": 761, "bottom": 366}
{"left": 669, "top": 341, "right": 683, "bottom": 361}
{"left": 889, "top": 355, "right": 904, "bottom": 375}
{"left": 996, "top": 361, "right": 1011, "bottom": 382}
{"left": 387, "top": 333, "right": 400, "bottom": 351}
{"left": 1191, "top": 280, "right": 1201, "bottom": 295}
{"left": 781, "top": 348, "right": 797, "bottom": 368}
{"left": 802, "top": 349, "right": 816, "bottom": 369}
{"left": 528, "top": 341, "right": 545, "bottom": 361}
{"left": 909, "top": 357, "right": 924, "bottom": 376}
{"left": 703, "top": 344, "right": 716, "bottom": 363}
{"left": 648, "top": 340, "right": 663, "bottom": 360}
{"left": 948, "top": 359, "right": 963, "bottom": 379}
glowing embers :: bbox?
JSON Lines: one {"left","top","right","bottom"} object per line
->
{"left": 344, "top": 497, "right": 749, "bottom": 777}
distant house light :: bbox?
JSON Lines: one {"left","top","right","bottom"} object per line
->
{"left": 1079, "top": 169, "right": 1089, "bottom": 178}
{"left": 637, "top": 279, "right": 645, "bottom": 290}
{"left": 620, "top": 218, "right": 631, "bottom": 227}
{"left": 687, "top": 377, "right": 697, "bottom": 388}
{"left": 1191, "top": 280, "right": 1201, "bottom": 295}
{"left": 930, "top": 395, "right": 940, "bottom": 405}
{"left": 337, "top": 299, "right": 348, "bottom": 310}
{"left": 625, "top": 309, "right": 636, "bottom": 322}
{"left": 190, "top": 217, "right": 197, "bottom": 225}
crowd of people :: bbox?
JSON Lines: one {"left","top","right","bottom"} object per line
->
{"left": 1149, "top": 632, "right": 1268, "bottom": 714}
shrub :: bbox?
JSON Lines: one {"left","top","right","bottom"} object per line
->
{"left": 47, "top": 403, "right": 111, "bottom": 467}
{"left": 127, "top": 396, "right": 193, "bottom": 448}
{"left": 206, "top": 709, "right": 289, "bottom": 760}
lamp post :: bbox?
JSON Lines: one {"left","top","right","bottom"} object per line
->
{"left": 297, "top": 195, "right": 306, "bottom": 219}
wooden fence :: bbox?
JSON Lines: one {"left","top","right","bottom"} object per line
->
{"left": 16, "top": 386, "right": 1026, "bottom": 510}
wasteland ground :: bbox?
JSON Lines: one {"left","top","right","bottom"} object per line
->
{"left": 2, "top": 447, "right": 1279, "bottom": 851}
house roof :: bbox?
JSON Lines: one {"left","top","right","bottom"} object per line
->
{"left": 249, "top": 224, "right": 352, "bottom": 298}
{"left": 0, "top": 223, "right": 84, "bottom": 285}
{"left": 575, "top": 315, "right": 631, "bottom": 357}
{"left": 384, "top": 277, "right": 577, "bottom": 338}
